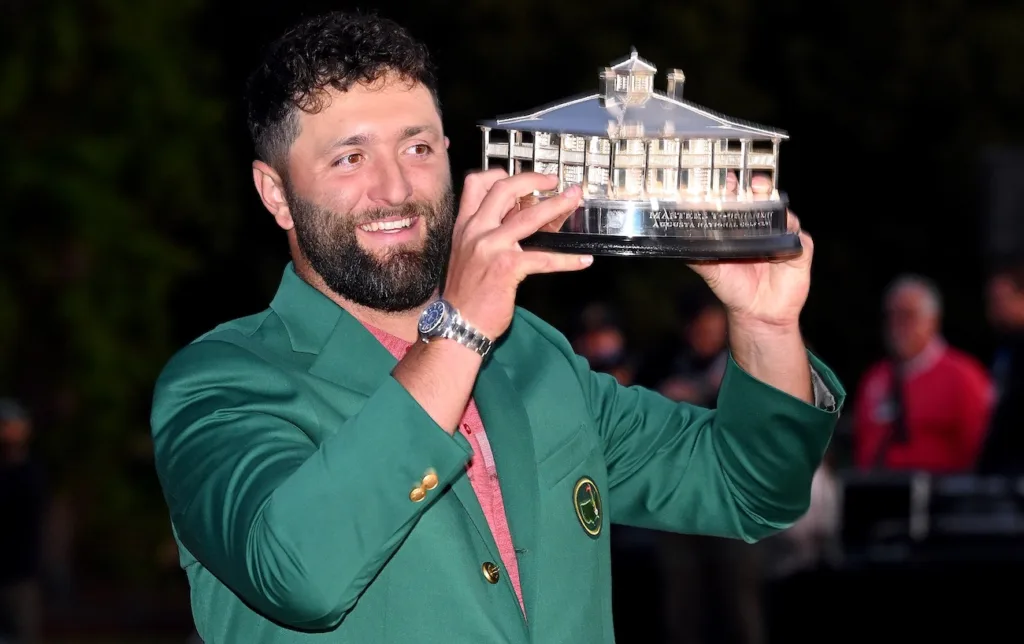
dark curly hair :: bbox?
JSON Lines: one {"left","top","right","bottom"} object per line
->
{"left": 244, "top": 11, "right": 440, "bottom": 173}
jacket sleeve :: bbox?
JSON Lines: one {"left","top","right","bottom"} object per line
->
{"left": 150, "top": 339, "right": 472, "bottom": 629}
{"left": 574, "top": 349, "right": 846, "bottom": 542}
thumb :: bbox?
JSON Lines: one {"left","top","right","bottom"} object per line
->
{"left": 687, "top": 261, "right": 721, "bottom": 288}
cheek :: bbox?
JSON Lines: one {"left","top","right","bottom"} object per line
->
{"left": 313, "top": 173, "right": 368, "bottom": 214}
{"left": 408, "top": 158, "right": 451, "bottom": 196}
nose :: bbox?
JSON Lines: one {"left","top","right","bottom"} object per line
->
{"left": 366, "top": 155, "right": 413, "bottom": 207}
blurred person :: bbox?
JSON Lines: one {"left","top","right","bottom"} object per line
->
{"left": 0, "top": 399, "right": 46, "bottom": 644}
{"left": 149, "top": 11, "right": 844, "bottom": 643}
{"left": 659, "top": 296, "right": 728, "bottom": 407}
{"left": 572, "top": 303, "right": 637, "bottom": 386}
{"left": 853, "top": 275, "right": 993, "bottom": 472}
{"left": 977, "top": 258, "right": 1024, "bottom": 473}
{"left": 763, "top": 449, "right": 841, "bottom": 578}
{"left": 657, "top": 297, "right": 766, "bottom": 644}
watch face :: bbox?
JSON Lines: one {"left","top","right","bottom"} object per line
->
{"left": 418, "top": 300, "right": 446, "bottom": 334}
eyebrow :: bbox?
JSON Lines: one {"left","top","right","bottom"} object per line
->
{"left": 321, "top": 125, "right": 439, "bottom": 156}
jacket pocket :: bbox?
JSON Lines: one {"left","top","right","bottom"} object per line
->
{"left": 538, "top": 423, "right": 599, "bottom": 488}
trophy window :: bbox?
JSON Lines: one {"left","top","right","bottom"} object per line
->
{"left": 563, "top": 165, "right": 584, "bottom": 185}
{"left": 561, "top": 134, "right": 586, "bottom": 152}
{"left": 678, "top": 169, "right": 692, "bottom": 193}
{"left": 713, "top": 169, "right": 729, "bottom": 193}
{"left": 587, "top": 166, "right": 610, "bottom": 193}
{"left": 615, "top": 139, "right": 644, "bottom": 155}
{"left": 646, "top": 168, "right": 678, "bottom": 195}
{"left": 654, "top": 139, "right": 680, "bottom": 155}
{"left": 612, "top": 167, "right": 644, "bottom": 196}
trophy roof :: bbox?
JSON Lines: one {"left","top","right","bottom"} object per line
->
{"left": 479, "top": 50, "right": 787, "bottom": 140}
{"left": 479, "top": 91, "right": 788, "bottom": 140}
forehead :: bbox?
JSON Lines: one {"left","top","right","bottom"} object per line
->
{"left": 293, "top": 75, "right": 441, "bottom": 148}
{"left": 886, "top": 285, "right": 930, "bottom": 312}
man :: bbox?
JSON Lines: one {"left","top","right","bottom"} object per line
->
{"left": 976, "top": 258, "right": 1024, "bottom": 473}
{"left": 0, "top": 399, "right": 46, "bottom": 644}
{"left": 657, "top": 295, "right": 729, "bottom": 407}
{"left": 571, "top": 303, "right": 635, "bottom": 386}
{"left": 852, "top": 274, "right": 992, "bottom": 472}
{"left": 150, "top": 11, "right": 844, "bottom": 643}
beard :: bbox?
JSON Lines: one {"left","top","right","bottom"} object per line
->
{"left": 288, "top": 183, "right": 456, "bottom": 313}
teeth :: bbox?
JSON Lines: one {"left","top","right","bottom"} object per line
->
{"left": 360, "top": 217, "right": 414, "bottom": 233}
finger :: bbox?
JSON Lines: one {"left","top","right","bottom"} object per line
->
{"left": 787, "top": 210, "right": 801, "bottom": 234}
{"left": 513, "top": 249, "right": 594, "bottom": 280}
{"left": 796, "top": 229, "right": 814, "bottom": 262}
{"left": 751, "top": 174, "right": 773, "bottom": 195}
{"left": 471, "top": 172, "right": 560, "bottom": 229}
{"left": 725, "top": 170, "right": 739, "bottom": 195}
{"left": 539, "top": 201, "right": 579, "bottom": 233}
{"left": 458, "top": 168, "right": 510, "bottom": 222}
{"left": 500, "top": 184, "right": 583, "bottom": 240}
{"left": 518, "top": 184, "right": 583, "bottom": 233}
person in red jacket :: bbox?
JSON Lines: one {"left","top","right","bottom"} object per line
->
{"left": 853, "top": 275, "right": 994, "bottom": 472}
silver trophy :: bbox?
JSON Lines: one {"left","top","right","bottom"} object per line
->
{"left": 478, "top": 49, "right": 800, "bottom": 259}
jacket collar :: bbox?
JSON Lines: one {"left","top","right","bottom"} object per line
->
{"left": 269, "top": 262, "right": 397, "bottom": 394}
{"left": 269, "top": 262, "right": 345, "bottom": 354}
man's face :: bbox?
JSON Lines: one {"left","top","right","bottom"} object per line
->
{"left": 687, "top": 307, "right": 727, "bottom": 358}
{"left": 987, "top": 275, "right": 1024, "bottom": 332}
{"left": 0, "top": 418, "right": 29, "bottom": 447}
{"left": 885, "top": 285, "right": 938, "bottom": 360}
{"left": 274, "top": 73, "right": 455, "bottom": 312}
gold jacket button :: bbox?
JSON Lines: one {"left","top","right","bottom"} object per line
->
{"left": 481, "top": 561, "right": 500, "bottom": 584}
{"left": 422, "top": 472, "right": 439, "bottom": 491}
{"left": 409, "top": 486, "right": 426, "bottom": 502}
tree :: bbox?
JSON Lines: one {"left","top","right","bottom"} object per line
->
{"left": 0, "top": 0, "right": 241, "bottom": 581}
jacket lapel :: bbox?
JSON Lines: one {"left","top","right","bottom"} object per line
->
{"left": 473, "top": 354, "right": 540, "bottom": 624}
{"left": 306, "top": 309, "right": 398, "bottom": 396}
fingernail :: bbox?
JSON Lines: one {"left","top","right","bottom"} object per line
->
{"left": 580, "top": 255, "right": 593, "bottom": 266}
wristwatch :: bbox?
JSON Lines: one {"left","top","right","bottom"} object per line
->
{"left": 417, "top": 299, "right": 494, "bottom": 359}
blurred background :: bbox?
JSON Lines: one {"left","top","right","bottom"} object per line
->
{"left": 2, "top": 0, "right": 1024, "bottom": 642}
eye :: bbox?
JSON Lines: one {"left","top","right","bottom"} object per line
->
{"left": 406, "top": 143, "right": 432, "bottom": 157}
{"left": 332, "top": 153, "right": 364, "bottom": 168}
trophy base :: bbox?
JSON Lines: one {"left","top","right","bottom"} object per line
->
{"left": 521, "top": 231, "right": 802, "bottom": 260}
{"left": 517, "top": 193, "right": 802, "bottom": 260}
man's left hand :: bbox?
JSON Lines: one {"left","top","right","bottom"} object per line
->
{"left": 688, "top": 174, "right": 813, "bottom": 333}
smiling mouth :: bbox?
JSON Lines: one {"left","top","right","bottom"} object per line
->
{"left": 359, "top": 217, "right": 416, "bottom": 233}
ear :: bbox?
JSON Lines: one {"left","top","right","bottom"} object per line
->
{"left": 444, "top": 136, "right": 450, "bottom": 150}
{"left": 252, "top": 160, "right": 294, "bottom": 231}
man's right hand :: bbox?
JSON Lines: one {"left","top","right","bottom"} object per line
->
{"left": 442, "top": 169, "right": 593, "bottom": 340}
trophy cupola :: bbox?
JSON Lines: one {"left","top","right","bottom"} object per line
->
{"left": 602, "top": 48, "right": 657, "bottom": 106}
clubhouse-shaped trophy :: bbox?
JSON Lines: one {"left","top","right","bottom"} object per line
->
{"left": 478, "top": 49, "right": 800, "bottom": 259}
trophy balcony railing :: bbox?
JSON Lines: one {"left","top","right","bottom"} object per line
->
{"left": 483, "top": 141, "right": 777, "bottom": 173}
{"left": 585, "top": 183, "right": 776, "bottom": 203}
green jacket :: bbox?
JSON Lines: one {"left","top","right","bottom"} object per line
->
{"left": 151, "top": 263, "right": 845, "bottom": 643}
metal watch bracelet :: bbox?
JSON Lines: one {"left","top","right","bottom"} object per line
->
{"left": 439, "top": 309, "right": 494, "bottom": 358}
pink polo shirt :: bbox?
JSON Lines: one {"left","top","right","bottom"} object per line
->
{"left": 363, "top": 324, "right": 525, "bottom": 614}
